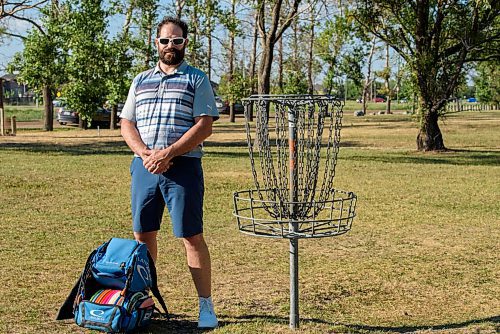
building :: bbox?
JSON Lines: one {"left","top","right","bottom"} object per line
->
{"left": 1, "top": 74, "right": 35, "bottom": 105}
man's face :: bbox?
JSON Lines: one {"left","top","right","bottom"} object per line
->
{"left": 156, "top": 23, "right": 187, "bottom": 66}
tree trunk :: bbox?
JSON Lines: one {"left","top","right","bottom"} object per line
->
{"left": 258, "top": 45, "right": 273, "bottom": 94}
{"left": 0, "top": 78, "right": 4, "bottom": 136}
{"left": 43, "top": 85, "right": 53, "bottom": 131}
{"left": 278, "top": 36, "right": 283, "bottom": 93}
{"left": 207, "top": 31, "right": 212, "bottom": 82}
{"left": 248, "top": 9, "right": 258, "bottom": 121}
{"left": 417, "top": 109, "right": 445, "bottom": 151}
{"left": 110, "top": 104, "right": 117, "bottom": 130}
{"left": 362, "top": 36, "right": 376, "bottom": 114}
{"left": 257, "top": 0, "right": 300, "bottom": 95}
{"left": 385, "top": 43, "right": 391, "bottom": 114}
{"left": 144, "top": 16, "right": 153, "bottom": 69}
{"left": 307, "top": 5, "right": 315, "bottom": 95}
{"left": 176, "top": 0, "right": 185, "bottom": 18}
{"left": 190, "top": 5, "right": 199, "bottom": 68}
{"left": 229, "top": 0, "right": 236, "bottom": 123}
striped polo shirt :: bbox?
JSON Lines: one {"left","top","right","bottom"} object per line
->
{"left": 120, "top": 61, "right": 219, "bottom": 158}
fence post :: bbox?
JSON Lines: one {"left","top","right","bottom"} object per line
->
{"left": 10, "top": 116, "right": 16, "bottom": 136}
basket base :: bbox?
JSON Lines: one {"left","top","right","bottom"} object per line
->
{"left": 233, "top": 189, "right": 357, "bottom": 239}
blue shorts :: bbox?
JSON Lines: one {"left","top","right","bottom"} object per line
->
{"left": 130, "top": 156, "right": 204, "bottom": 238}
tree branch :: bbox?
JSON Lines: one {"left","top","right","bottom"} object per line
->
{"left": 274, "top": 0, "right": 300, "bottom": 43}
{"left": 8, "top": 0, "right": 48, "bottom": 16}
{"left": 10, "top": 13, "right": 45, "bottom": 35}
{"left": 257, "top": 0, "right": 266, "bottom": 38}
{"left": 0, "top": 30, "right": 26, "bottom": 39}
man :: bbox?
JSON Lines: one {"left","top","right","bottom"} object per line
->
{"left": 120, "top": 16, "right": 219, "bottom": 329}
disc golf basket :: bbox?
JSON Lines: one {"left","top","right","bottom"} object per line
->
{"left": 233, "top": 95, "right": 357, "bottom": 329}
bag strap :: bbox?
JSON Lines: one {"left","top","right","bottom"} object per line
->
{"left": 56, "top": 248, "right": 97, "bottom": 320}
{"left": 147, "top": 251, "right": 170, "bottom": 319}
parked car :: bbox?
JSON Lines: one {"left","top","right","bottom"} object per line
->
{"left": 467, "top": 97, "right": 477, "bottom": 103}
{"left": 373, "top": 97, "right": 385, "bottom": 103}
{"left": 104, "top": 101, "right": 125, "bottom": 118}
{"left": 56, "top": 104, "right": 112, "bottom": 127}
{"left": 56, "top": 105, "right": 79, "bottom": 125}
{"left": 215, "top": 96, "right": 229, "bottom": 114}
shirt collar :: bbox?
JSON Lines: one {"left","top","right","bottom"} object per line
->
{"left": 154, "top": 60, "right": 188, "bottom": 76}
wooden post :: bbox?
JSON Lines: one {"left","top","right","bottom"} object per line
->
{"left": 11, "top": 116, "right": 16, "bottom": 136}
{"left": 0, "top": 77, "right": 5, "bottom": 136}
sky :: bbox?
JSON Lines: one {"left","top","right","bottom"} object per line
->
{"left": 0, "top": 17, "right": 34, "bottom": 73}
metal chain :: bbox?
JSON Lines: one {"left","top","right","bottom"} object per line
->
{"left": 244, "top": 95, "right": 344, "bottom": 220}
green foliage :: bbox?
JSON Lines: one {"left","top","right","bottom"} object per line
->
{"left": 7, "top": 4, "right": 68, "bottom": 96}
{"left": 105, "top": 39, "right": 133, "bottom": 106}
{"left": 281, "top": 71, "right": 309, "bottom": 95}
{"left": 316, "top": 14, "right": 365, "bottom": 95}
{"left": 218, "top": 68, "right": 253, "bottom": 104}
{"left": 475, "top": 61, "right": 500, "bottom": 104}
{"left": 131, "top": 0, "right": 158, "bottom": 73}
{"left": 63, "top": 0, "right": 109, "bottom": 123}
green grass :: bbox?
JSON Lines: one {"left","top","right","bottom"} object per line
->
{"left": 0, "top": 111, "right": 499, "bottom": 333}
{"left": 3, "top": 105, "right": 45, "bottom": 122}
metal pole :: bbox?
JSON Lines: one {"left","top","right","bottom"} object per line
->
{"left": 288, "top": 106, "right": 299, "bottom": 329}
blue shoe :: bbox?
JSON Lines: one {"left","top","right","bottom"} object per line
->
{"left": 198, "top": 296, "right": 218, "bottom": 329}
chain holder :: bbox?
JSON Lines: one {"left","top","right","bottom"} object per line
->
{"left": 233, "top": 95, "right": 357, "bottom": 330}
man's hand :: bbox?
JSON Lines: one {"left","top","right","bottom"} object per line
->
{"left": 143, "top": 148, "right": 175, "bottom": 174}
{"left": 139, "top": 148, "right": 153, "bottom": 160}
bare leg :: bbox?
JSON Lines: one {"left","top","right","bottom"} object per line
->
{"left": 134, "top": 231, "right": 158, "bottom": 263}
{"left": 183, "top": 233, "right": 211, "bottom": 297}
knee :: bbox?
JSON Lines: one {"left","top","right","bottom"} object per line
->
{"left": 183, "top": 233, "right": 206, "bottom": 249}
{"left": 134, "top": 231, "right": 157, "bottom": 244}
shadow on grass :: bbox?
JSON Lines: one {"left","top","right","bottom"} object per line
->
{"left": 226, "top": 314, "right": 500, "bottom": 333}
{"left": 346, "top": 314, "right": 500, "bottom": 333}
{"left": 0, "top": 141, "right": 131, "bottom": 155}
{"left": 205, "top": 140, "right": 365, "bottom": 148}
{"left": 348, "top": 150, "right": 500, "bottom": 167}
{"left": 142, "top": 313, "right": 216, "bottom": 333}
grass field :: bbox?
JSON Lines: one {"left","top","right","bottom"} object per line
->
{"left": 0, "top": 111, "right": 498, "bottom": 333}
{"left": 2, "top": 105, "right": 46, "bottom": 122}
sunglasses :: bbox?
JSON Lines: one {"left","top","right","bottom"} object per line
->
{"left": 157, "top": 37, "right": 186, "bottom": 46}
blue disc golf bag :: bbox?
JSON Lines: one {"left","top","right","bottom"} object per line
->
{"left": 56, "top": 238, "right": 168, "bottom": 333}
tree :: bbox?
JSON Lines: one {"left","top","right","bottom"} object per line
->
{"left": 354, "top": 0, "right": 500, "bottom": 151}
{"left": 475, "top": 60, "right": 500, "bottom": 104}
{"left": 132, "top": 0, "right": 158, "bottom": 72}
{"left": 105, "top": 0, "right": 135, "bottom": 129}
{"left": 201, "top": 0, "right": 221, "bottom": 81}
{"left": 361, "top": 36, "right": 377, "bottom": 114}
{"left": 6, "top": 0, "right": 66, "bottom": 131}
{"left": 256, "top": 0, "right": 301, "bottom": 94}
{"left": 63, "top": 0, "right": 109, "bottom": 127}
{"left": 218, "top": 67, "right": 253, "bottom": 108}
{"left": 315, "top": 14, "right": 363, "bottom": 96}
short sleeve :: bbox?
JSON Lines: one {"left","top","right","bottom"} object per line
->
{"left": 192, "top": 74, "right": 219, "bottom": 121}
{"left": 119, "top": 79, "right": 137, "bottom": 122}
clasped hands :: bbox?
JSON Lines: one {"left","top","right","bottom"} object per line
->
{"left": 141, "top": 148, "right": 174, "bottom": 174}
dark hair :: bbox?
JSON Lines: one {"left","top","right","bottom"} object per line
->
{"left": 156, "top": 17, "right": 189, "bottom": 38}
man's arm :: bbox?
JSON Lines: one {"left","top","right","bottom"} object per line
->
{"left": 120, "top": 119, "right": 152, "bottom": 160}
{"left": 144, "top": 115, "right": 213, "bottom": 174}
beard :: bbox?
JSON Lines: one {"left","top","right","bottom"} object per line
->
{"left": 159, "top": 47, "right": 185, "bottom": 66}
